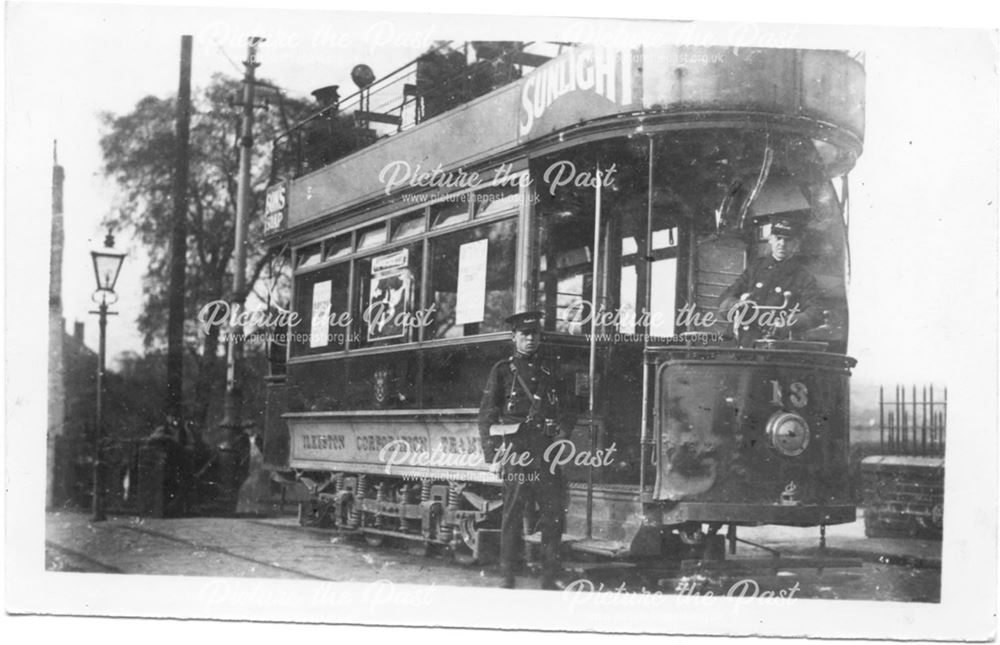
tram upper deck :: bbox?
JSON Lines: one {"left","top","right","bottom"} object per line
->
{"left": 265, "top": 45, "right": 863, "bottom": 242}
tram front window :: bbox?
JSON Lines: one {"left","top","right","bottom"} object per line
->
{"left": 646, "top": 131, "right": 849, "bottom": 350}
{"left": 530, "top": 132, "right": 847, "bottom": 348}
{"left": 617, "top": 213, "right": 679, "bottom": 339}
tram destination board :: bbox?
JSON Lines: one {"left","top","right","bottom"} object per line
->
{"left": 10, "top": 4, "right": 998, "bottom": 642}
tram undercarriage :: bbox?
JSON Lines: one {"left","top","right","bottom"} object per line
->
{"left": 288, "top": 471, "right": 855, "bottom": 570}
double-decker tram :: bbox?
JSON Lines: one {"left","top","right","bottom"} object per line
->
{"left": 261, "top": 42, "right": 865, "bottom": 563}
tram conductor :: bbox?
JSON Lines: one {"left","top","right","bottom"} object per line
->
{"left": 718, "top": 216, "right": 824, "bottom": 346}
{"left": 478, "top": 310, "right": 575, "bottom": 590}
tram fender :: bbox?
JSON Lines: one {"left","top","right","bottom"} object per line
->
{"left": 332, "top": 490, "right": 353, "bottom": 528}
{"left": 627, "top": 524, "right": 665, "bottom": 557}
{"left": 476, "top": 529, "right": 501, "bottom": 564}
{"left": 420, "top": 500, "right": 444, "bottom": 540}
{"left": 297, "top": 473, "right": 333, "bottom": 495}
{"left": 461, "top": 489, "right": 503, "bottom": 514}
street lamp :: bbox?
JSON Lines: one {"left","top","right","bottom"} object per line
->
{"left": 89, "top": 227, "right": 125, "bottom": 522}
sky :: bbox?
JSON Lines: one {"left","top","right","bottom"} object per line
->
{"left": 5, "top": 1, "right": 998, "bottom": 392}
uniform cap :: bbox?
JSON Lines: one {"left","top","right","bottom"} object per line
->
{"left": 770, "top": 216, "right": 805, "bottom": 238}
{"left": 505, "top": 310, "right": 544, "bottom": 332}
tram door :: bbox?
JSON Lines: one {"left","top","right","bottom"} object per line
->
{"left": 532, "top": 138, "right": 683, "bottom": 484}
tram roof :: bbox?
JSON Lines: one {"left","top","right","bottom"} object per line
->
{"left": 267, "top": 45, "right": 865, "bottom": 242}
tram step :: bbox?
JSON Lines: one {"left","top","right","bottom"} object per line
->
{"left": 523, "top": 532, "right": 631, "bottom": 558}
{"left": 678, "top": 556, "right": 862, "bottom": 573}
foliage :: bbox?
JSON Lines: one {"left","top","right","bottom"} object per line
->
{"left": 105, "top": 349, "right": 271, "bottom": 445}
{"left": 98, "top": 73, "right": 311, "bottom": 427}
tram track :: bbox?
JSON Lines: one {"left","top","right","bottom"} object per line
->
{"left": 115, "top": 523, "right": 334, "bottom": 581}
{"left": 45, "top": 540, "right": 124, "bottom": 573}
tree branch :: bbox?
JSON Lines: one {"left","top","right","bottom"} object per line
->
{"left": 237, "top": 246, "right": 279, "bottom": 305}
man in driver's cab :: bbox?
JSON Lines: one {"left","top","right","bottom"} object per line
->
{"left": 718, "top": 216, "right": 824, "bottom": 346}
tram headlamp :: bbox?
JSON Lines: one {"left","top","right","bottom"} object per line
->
{"left": 766, "top": 412, "right": 810, "bottom": 457}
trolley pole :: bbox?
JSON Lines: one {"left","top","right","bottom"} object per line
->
{"left": 220, "top": 36, "right": 264, "bottom": 507}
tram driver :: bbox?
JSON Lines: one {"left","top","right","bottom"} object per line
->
{"left": 478, "top": 311, "right": 575, "bottom": 590}
{"left": 718, "top": 216, "right": 824, "bottom": 346}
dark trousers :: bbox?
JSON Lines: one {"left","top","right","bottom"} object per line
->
{"left": 500, "top": 468, "right": 565, "bottom": 581}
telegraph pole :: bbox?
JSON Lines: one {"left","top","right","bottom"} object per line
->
{"left": 166, "top": 35, "right": 193, "bottom": 421}
{"left": 221, "top": 36, "right": 264, "bottom": 507}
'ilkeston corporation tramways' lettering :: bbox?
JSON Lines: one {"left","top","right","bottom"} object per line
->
{"left": 357, "top": 435, "right": 399, "bottom": 452}
{"left": 301, "top": 434, "right": 346, "bottom": 451}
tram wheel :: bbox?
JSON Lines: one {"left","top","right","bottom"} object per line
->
{"left": 407, "top": 541, "right": 437, "bottom": 557}
{"left": 679, "top": 523, "right": 706, "bottom": 546}
{"left": 449, "top": 518, "right": 481, "bottom": 565}
{"left": 453, "top": 543, "right": 477, "bottom": 566}
{"left": 364, "top": 532, "right": 386, "bottom": 548}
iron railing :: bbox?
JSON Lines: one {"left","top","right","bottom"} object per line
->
{"left": 879, "top": 384, "right": 947, "bottom": 457}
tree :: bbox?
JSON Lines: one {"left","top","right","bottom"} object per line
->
{"left": 99, "top": 73, "right": 314, "bottom": 433}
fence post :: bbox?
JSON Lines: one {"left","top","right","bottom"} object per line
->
{"left": 921, "top": 386, "right": 927, "bottom": 454}
{"left": 879, "top": 386, "right": 885, "bottom": 452}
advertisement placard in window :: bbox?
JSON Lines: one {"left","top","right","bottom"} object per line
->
{"left": 366, "top": 249, "right": 412, "bottom": 342}
{"left": 455, "top": 239, "right": 488, "bottom": 325}
{"left": 309, "top": 280, "right": 332, "bottom": 348}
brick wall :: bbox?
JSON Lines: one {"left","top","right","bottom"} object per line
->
{"left": 861, "top": 456, "right": 943, "bottom": 539}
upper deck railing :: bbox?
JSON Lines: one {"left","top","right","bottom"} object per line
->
{"left": 272, "top": 41, "right": 574, "bottom": 179}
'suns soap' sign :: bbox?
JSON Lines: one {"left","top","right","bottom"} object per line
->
{"left": 264, "top": 182, "right": 287, "bottom": 234}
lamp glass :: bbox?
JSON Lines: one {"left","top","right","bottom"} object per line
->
{"left": 91, "top": 249, "right": 126, "bottom": 292}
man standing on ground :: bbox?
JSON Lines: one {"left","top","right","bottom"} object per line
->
{"left": 478, "top": 311, "right": 575, "bottom": 590}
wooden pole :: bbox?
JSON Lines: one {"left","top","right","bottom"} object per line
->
{"left": 222, "top": 37, "right": 262, "bottom": 436}
{"left": 166, "top": 35, "right": 193, "bottom": 420}
{"left": 221, "top": 37, "right": 263, "bottom": 510}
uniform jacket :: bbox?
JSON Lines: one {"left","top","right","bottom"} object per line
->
{"left": 718, "top": 254, "right": 824, "bottom": 343}
{"left": 477, "top": 353, "right": 576, "bottom": 465}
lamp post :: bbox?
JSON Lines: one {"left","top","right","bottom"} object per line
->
{"left": 89, "top": 228, "right": 125, "bottom": 522}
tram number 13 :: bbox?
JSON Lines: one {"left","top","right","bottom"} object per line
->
{"left": 770, "top": 380, "right": 809, "bottom": 409}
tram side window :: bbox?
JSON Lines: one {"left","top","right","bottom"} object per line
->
{"left": 292, "top": 262, "right": 350, "bottom": 356}
{"left": 354, "top": 243, "right": 423, "bottom": 348}
{"left": 535, "top": 203, "right": 595, "bottom": 334}
{"left": 474, "top": 183, "right": 520, "bottom": 218}
{"left": 428, "top": 219, "right": 517, "bottom": 339}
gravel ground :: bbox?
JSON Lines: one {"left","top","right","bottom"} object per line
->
{"left": 44, "top": 510, "right": 940, "bottom": 601}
